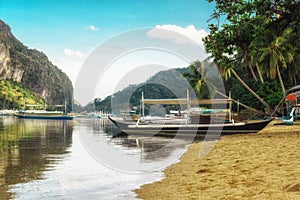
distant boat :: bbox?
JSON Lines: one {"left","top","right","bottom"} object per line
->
{"left": 0, "top": 109, "right": 15, "bottom": 116}
{"left": 74, "top": 112, "right": 100, "bottom": 119}
{"left": 15, "top": 110, "right": 73, "bottom": 120}
{"left": 14, "top": 99, "right": 73, "bottom": 120}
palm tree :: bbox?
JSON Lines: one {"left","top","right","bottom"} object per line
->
{"left": 183, "top": 59, "right": 269, "bottom": 115}
{"left": 287, "top": 54, "right": 300, "bottom": 86}
{"left": 229, "top": 68, "right": 271, "bottom": 112}
{"left": 213, "top": 56, "right": 271, "bottom": 112}
{"left": 260, "top": 29, "right": 295, "bottom": 98}
{"left": 243, "top": 50, "right": 258, "bottom": 81}
{"left": 182, "top": 60, "right": 217, "bottom": 99}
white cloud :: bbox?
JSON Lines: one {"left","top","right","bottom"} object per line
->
{"left": 85, "top": 25, "right": 100, "bottom": 31}
{"left": 64, "top": 48, "right": 84, "bottom": 59}
{"left": 147, "top": 24, "right": 208, "bottom": 45}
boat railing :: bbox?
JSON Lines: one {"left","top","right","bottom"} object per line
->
{"left": 135, "top": 117, "right": 189, "bottom": 127}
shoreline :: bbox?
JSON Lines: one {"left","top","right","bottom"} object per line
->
{"left": 134, "top": 120, "right": 300, "bottom": 199}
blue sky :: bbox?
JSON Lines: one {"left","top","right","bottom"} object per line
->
{"left": 0, "top": 0, "right": 216, "bottom": 103}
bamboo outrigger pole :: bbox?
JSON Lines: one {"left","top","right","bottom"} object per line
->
{"left": 215, "top": 90, "right": 266, "bottom": 116}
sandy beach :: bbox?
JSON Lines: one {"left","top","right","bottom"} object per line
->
{"left": 135, "top": 120, "right": 300, "bottom": 199}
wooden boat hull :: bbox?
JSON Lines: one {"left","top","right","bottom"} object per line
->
{"left": 15, "top": 113, "right": 73, "bottom": 120}
{"left": 108, "top": 116, "right": 272, "bottom": 137}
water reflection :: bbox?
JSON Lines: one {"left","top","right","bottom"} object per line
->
{"left": 0, "top": 116, "right": 73, "bottom": 199}
{"left": 110, "top": 136, "right": 187, "bottom": 162}
{"left": 83, "top": 119, "right": 190, "bottom": 172}
{"left": 1, "top": 117, "right": 190, "bottom": 199}
{"left": 100, "top": 119, "right": 190, "bottom": 161}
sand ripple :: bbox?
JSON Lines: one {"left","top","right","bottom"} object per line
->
{"left": 135, "top": 120, "right": 300, "bottom": 199}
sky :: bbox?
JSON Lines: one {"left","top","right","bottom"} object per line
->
{"left": 0, "top": 0, "right": 216, "bottom": 104}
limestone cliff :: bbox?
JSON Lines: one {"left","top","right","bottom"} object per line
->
{"left": 0, "top": 20, "right": 73, "bottom": 110}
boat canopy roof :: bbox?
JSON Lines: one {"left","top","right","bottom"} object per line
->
{"left": 141, "top": 98, "right": 232, "bottom": 105}
{"left": 287, "top": 85, "right": 300, "bottom": 92}
{"left": 286, "top": 91, "right": 300, "bottom": 101}
{"left": 24, "top": 104, "right": 65, "bottom": 107}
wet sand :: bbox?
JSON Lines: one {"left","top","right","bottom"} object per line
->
{"left": 135, "top": 120, "right": 300, "bottom": 199}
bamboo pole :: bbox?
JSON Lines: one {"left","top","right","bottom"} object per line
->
{"left": 215, "top": 91, "right": 266, "bottom": 116}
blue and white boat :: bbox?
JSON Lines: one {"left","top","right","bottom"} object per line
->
{"left": 282, "top": 85, "right": 300, "bottom": 125}
{"left": 14, "top": 100, "right": 73, "bottom": 120}
{"left": 15, "top": 110, "right": 73, "bottom": 120}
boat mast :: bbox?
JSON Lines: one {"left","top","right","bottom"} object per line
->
{"left": 64, "top": 100, "right": 67, "bottom": 114}
{"left": 229, "top": 91, "right": 233, "bottom": 122}
{"left": 186, "top": 89, "right": 190, "bottom": 118}
{"left": 23, "top": 94, "right": 26, "bottom": 110}
{"left": 44, "top": 98, "right": 47, "bottom": 110}
{"left": 141, "top": 92, "right": 145, "bottom": 120}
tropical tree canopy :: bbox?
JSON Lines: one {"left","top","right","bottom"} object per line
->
{"left": 203, "top": 0, "right": 300, "bottom": 111}
{"left": 182, "top": 61, "right": 211, "bottom": 98}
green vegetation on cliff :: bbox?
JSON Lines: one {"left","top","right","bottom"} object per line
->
{"left": 0, "top": 20, "right": 73, "bottom": 111}
{"left": 0, "top": 79, "right": 44, "bottom": 109}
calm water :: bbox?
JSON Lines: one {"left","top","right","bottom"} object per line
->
{"left": 0, "top": 116, "right": 190, "bottom": 200}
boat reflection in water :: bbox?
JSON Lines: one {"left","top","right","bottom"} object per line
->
{"left": 0, "top": 116, "right": 73, "bottom": 199}
{"left": 95, "top": 118, "right": 190, "bottom": 163}
{"left": 1, "top": 117, "right": 192, "bottom": 199}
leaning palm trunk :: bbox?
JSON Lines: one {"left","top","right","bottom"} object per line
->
{"left": 249, "top": 65, "right": 258, "bottom": 81}
{"left": 230, "top": 68, "right": 271, "bottom": 113}
{"left": 215, "top": 91, "right": 266, "bottom": 116}
{"left": 276, "top": 65, "right": 286, "bottom": 99}
{"left": 256, "top": 63, "right": 264, "bottom": 83}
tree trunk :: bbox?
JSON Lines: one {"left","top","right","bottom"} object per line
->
{"left": 249, "top": 66, "right": 258, "bottom": 81}
{"left": 230, "top": 68, "right": 271, "bottom": 113}
{"left": 276, "top": 65, "right": 286, "bottom": 98}
{"left": 256, "top": 63, "right": 264, "bottom": 83}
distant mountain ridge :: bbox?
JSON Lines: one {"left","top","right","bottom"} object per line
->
{"left": 79, "top": 67, "right": 200, "bottom": 113}
{"left": 0, "top": 20, "right": 73, "bottom": 110}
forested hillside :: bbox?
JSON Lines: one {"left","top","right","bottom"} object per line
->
{"left": 87, "top": 62, "right": 285, "bottom": 114}
{"left": 0, "top": 20, "right": 73, "bottom": 111}
{"left": 0, "top": 80, "right": 44, "bottom": 109}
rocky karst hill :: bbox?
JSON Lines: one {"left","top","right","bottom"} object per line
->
{"left": 0, "top": 20, "right": 73, "bottom": 110}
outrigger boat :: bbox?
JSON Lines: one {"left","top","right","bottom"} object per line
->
{"left": 15, "top": 110, "right": 73, "bottom": 120}
{"left": 109, "top": 92, "right": 272, "bottom": 137}
{"left": 15, "top": 100, "right": 73, "bottom": 120}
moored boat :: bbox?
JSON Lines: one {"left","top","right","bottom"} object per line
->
{"left": 15, "top": 110, "right": 73, "bottom": 120}
{"left": 108, "top": 92, "right": 272, "bottom": 137}
{"left": 108, "top": 116, "right": 272, "bottom": 137}
{"left": 14, "top": 100, "right": 73, "bottom": 120}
